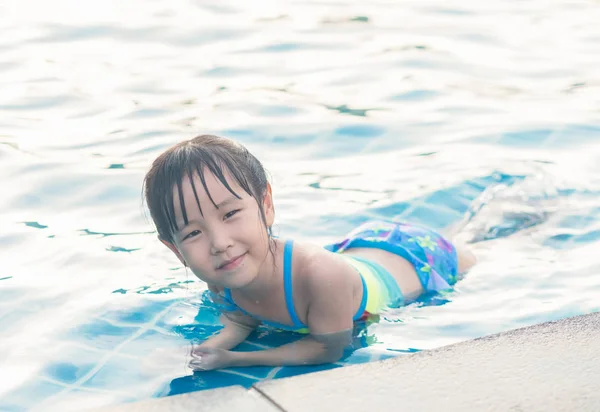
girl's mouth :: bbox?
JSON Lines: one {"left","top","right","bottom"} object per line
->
{"left": 217, "top": 253, "right": 246, "bottom": 271}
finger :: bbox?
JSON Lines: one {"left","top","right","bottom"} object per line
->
{"left": 192, "top": 350, "right": 211, "bottom": 358}
{"left": 189, "top": 359, "right": 207, "bottom": 371}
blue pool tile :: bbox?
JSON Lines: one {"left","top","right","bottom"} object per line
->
{"left": 49, "top": 389, "right": 138, "bottom": 411}
{"left": 43, "top": 362, "right": 84, "bottom": 384}
{"left": 100, "top": 298, "right": 178, "bottom": 325}
{"left": 0, "top": 379, "right": 65, "bottom": 411}
{"left": 40, "top": 345, "right": 104, "bottom": 385}
{"left": 221, "top": 365, "right": 273, "bottom": 380}
{"left": 163, "top": 371, "right": 259, "bottom": 395}
{"left": 116, "top": 329, "right": 184, "bottom": 357}
{"left": 342, "top": 348, "right": 379, "bottom": 364}
{"left": 64, "top": 319, "right": 140, "bottom": 350}
{"left": 83, "top": 354, "right": 153, "bottom": 392}
{"left": 376, "top": 352, "right": 401, "bottom": 360}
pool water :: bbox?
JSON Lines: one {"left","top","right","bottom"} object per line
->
{"left": 2, "top": 0, "right": 600, "bottom": 410}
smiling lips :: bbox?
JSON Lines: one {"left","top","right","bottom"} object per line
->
{"left": 216, "top": 253, "right": 246, "bottom": 271}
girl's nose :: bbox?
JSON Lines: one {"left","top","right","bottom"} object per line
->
{"left": 210, "top": 230, "right": 233, "bottom": 254}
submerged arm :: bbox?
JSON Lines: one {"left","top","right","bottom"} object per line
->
{"left": 192, "top": 259, "right": 356, "bottom": 370}
{"left": 198, "top": 284, "right": 260, "bottom": 351}
{"left": 228, "top": 330, "right": 352, "bottom": 367}
{"left": 196, "top": 312, "right": 259, "bottom": 351}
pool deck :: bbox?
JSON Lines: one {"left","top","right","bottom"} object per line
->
{"left": 92, "top": 311, "right": 600, "bottom": 412}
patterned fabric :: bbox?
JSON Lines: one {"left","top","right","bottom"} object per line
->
{"left": 325, "top": 220, "right": 459, "bottom": 292}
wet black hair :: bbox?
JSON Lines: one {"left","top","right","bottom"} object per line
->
{"left": 143, "top": 134, "right": 273, "bottom": 246}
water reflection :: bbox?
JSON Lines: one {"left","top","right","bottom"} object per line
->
{"left": 1, "top": 0, "right": 600, "bottom": 410}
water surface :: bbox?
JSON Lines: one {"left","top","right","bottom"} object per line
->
{"left": 1, "top": 0, "right": 600, "bottom": 410}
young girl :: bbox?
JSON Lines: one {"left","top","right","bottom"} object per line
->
{"left": 143, "top": 134, "right": 476, "bottom": 371}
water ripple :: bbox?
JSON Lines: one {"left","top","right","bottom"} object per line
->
{"left": 1, "top": 0, "right": 600, "bottom": 410}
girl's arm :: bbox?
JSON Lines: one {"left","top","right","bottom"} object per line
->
{"left": 195, "top": 312, "right": 260, "bottom": 351}
{"left": 198, "top": 283, "right": 260, "bottom": 350}
{"left": 191, "top": 261, "right": 355, "bottom": 370}
{"left": 227, "top": 330, "right": 351, "bottom": 367}
{"left": 192, "top": 318, "right": 351, "bottom": 370}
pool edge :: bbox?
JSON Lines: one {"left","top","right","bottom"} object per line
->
{"left": 89, "top": 312, "right": 600, "bottom": 411}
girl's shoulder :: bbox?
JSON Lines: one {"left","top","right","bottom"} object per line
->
{"left": 290, "top": 241, "right": 354, "bottom": 290}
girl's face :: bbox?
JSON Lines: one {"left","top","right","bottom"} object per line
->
{"left": 162, "top": 168, "right": 274, "bottom": 289}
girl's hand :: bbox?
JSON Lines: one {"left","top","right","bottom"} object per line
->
{"left": 189, "top": 347, "right": 233, "bottom": 371}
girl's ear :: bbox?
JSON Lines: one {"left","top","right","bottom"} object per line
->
{"left": 159, "top": 236, "right": 187, "bottom": 267}
{"left": 263, "top": 182, "right": 275, "bottom": 227}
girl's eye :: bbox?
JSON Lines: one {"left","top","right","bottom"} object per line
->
{"left": 224, "top": 209, "right": 240, "bottom": 220}
{"left": 183, "top": 230, "right": 201, "bottom": 240}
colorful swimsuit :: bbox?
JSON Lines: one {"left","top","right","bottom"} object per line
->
{"left": 326, "top": 220, "right": 459, "bottom": 295}
{"left": 218, "top": 220, "right": 459, "bottom": 333}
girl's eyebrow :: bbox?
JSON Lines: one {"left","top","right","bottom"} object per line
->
{"left": 176, "top": 195, "right": 240, "bottom": 231}
{"left": 215, "top": 195, "right": 240, "bottom": 209}
{"left": 176, "top": 218, "right": 200, "bottom": 232}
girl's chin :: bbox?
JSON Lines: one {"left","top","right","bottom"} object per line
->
{"left": 224, "top": 273, "right": 260, "bottom": 290}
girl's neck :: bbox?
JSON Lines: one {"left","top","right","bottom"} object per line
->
{"left": 234, "top": 238, "right": 284, "bottom": 300}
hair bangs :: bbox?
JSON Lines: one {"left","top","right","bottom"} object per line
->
{"left": 144, "top": 134, "right": 272, "bottom": 245}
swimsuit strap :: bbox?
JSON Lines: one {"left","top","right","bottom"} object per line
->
{"left": 284, "top": 239, "right": 305, "bottom": 328}
{"left": 220, "top": 240, "right": 306, "bottom": 329}
{"left": 222, "top": 287, "right": 236, "bottom": 308}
